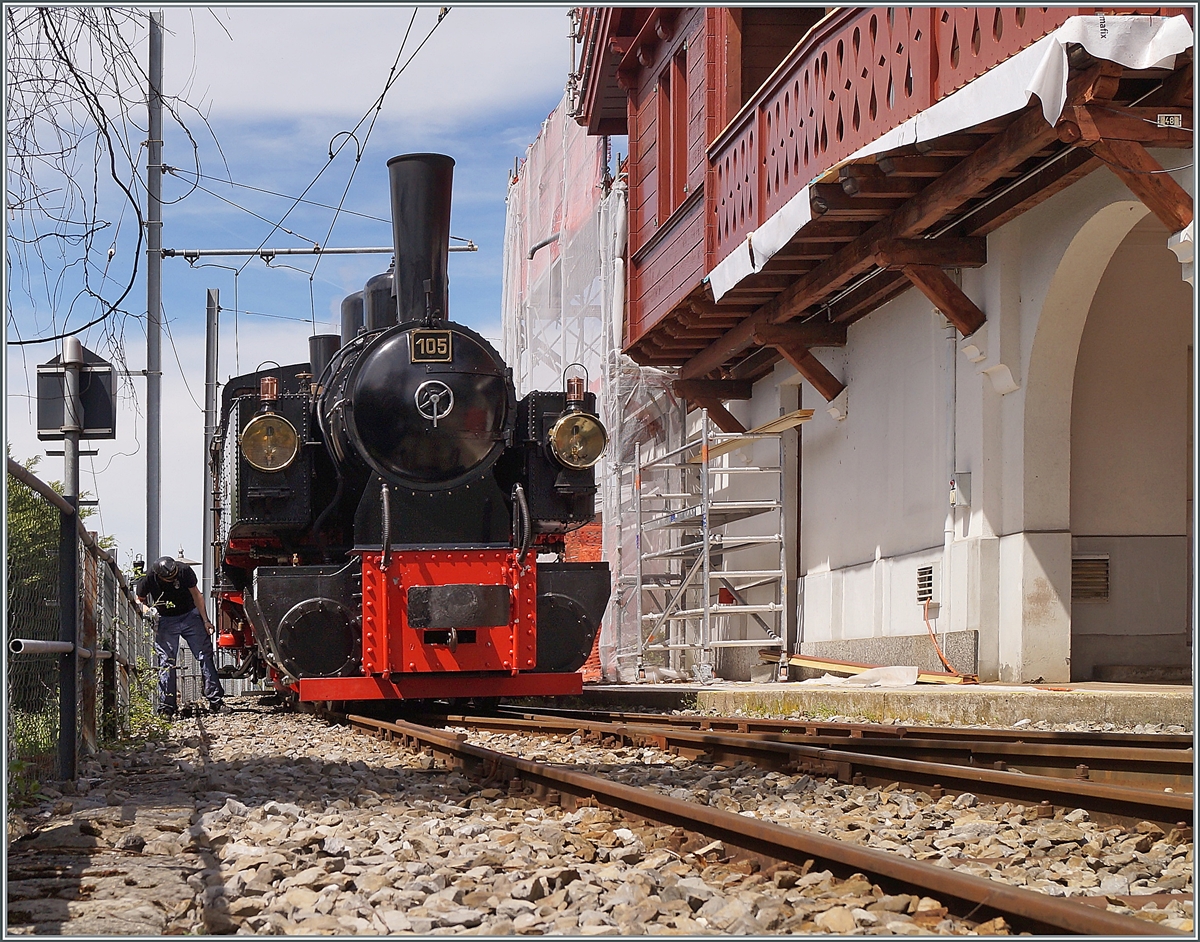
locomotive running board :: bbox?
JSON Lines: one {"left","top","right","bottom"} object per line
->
{"left": 296, "top": 672, "right": 582, "bottom": 701}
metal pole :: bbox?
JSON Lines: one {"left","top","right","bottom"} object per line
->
{"left": 58, "top": 338, "right": 83, "bottom": 782}
{"left": 202, "top": 289, "right": 218, "bottom": 619}
{"left": 634, "top": 443, "right": 644, "bottom": 680}
{"left": 699, "top": 410, "right": 712, "bottom": 683}
{"left": 146, "top": 9, "right": 163, "bottom": 563}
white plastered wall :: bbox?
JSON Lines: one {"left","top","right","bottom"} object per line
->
{"left": 776, "top": 151, "right": 1193, "bottom": 682}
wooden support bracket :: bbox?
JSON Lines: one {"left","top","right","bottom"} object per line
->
{"left": 1088, "top": 138, "right": 1194, "bottom": 232}
{"left": 872, "top": 237, "right": 987, "bottom": 269}
{"left": 752, "top": 322, "right": 848, "bottom": 347}
{"left": 1057, "top": 105, "right": 1194, "bottom": 147}
{"left": 772, "top": 343, "right": 845, "bottom": 402}
{"left": 673, "top": 379, "right": 753, "bottom": 401}
{"left": 901, "top": 266, "right": 986, "bottom": 337}
{"left": 689, "top": 397, "right": 747, "bottom": 434}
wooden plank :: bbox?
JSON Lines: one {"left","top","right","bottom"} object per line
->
{"left": 872, "top": 237, "right": 987, "bottom": 269}
{"left": 785, "top": 654, "right": 977, "bottom": 685}
{"left": 682, "top": 103, "right": 1061, "bottom": 379}
{"left": 901, "top": 265, "right": 986, "bottom": 337}
{"left": 674, "top": 378, "right": 753, "bottom": 401}
{"left": 689, "top": 397, "right": 747, "bottom": 434}
{"left": 752, "top": 321, "right": 848, "bottom": 347}
{"left": 773, "top": 343, "right": 845, "bottom": 401}
{"left": 1088, "top": 138, "right": 1194, "bottom": 232}
{"left": 691, "top": 408, "right": 816, "bottom": 462}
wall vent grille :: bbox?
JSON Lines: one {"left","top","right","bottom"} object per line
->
{"left": 1072, "top": 555, "right": 1110, "bottom": 602}
{"left": 916, "top": 565, "right": 935, "bottom": 603}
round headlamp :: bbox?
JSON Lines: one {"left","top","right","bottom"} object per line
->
{"left": 240, "top": 413, "right": 299, "bottom": 472}
{"left": 547, "top": 411, "right": 607, "bottom": 470}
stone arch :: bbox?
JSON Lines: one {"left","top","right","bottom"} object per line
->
{"left": 1022, "top": 200, "right": 1150, "bottom": 532}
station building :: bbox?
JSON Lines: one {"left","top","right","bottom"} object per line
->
{"left": 558, "top": 6, "right": 1197, "bottom": 687}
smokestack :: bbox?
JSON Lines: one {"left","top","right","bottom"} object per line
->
{"left": 340, "top": 291, "right": 364, "bottom": 345}
{"left": 363, "top": 265, "right": 397, "bottom": 331}
{"left": 387, "top": 153, "right": 454, "bottom": 324}
{"left": 308, "top": 334, "right": 340, "bottom": 383}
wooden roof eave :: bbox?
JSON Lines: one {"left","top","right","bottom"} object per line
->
{"left": 672, "top": 57, "right": 1194, "bottom": 393}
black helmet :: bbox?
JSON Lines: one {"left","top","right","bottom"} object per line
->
{"left": 150, "top": 556, "right": 180, "bottom": 582}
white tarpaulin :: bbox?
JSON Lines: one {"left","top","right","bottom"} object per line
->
{"left": 708, "top": 14, "right": 1194, "bottom": 301}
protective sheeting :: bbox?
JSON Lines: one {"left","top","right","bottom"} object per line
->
{"left": 709, "top": 14, "right": 1194, "bottom": 301}
{"left": 501, "top": 96, "right": 609, "bottom": 397}
{"left": 501, "top": 94, "right": 685, "bottom": 681}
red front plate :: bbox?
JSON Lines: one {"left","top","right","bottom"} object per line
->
{"left": 360, "top": 550, "right": 538, "bottom": 676}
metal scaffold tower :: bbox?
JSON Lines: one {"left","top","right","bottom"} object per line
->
{"left": 630, "top": 408, "right": 808, "bottom": 682}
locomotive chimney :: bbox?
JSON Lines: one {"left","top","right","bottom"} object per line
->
{"left": 340, "top": 290, "right": 364, "bottom": 345}
{"left": 308, "top": 334, "right": 340, "bottom": 385}
{"left": 363, "top": 261, "right": 398, "bottom": 331}
{"left": 387, "top": 153, "right": 454, "bottom": 325}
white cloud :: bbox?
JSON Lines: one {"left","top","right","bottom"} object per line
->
{"left": 168, "top": 6, "right": 572, "bottom": 124}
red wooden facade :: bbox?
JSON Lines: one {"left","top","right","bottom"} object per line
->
{"left": 572, "top": 7, "right": 1193, "bottom": 381}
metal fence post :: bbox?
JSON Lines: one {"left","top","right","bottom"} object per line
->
{"left": 57, "top": 337, "right": 83, "bottom": 781}
{"left": 57, "top": 505, "right": 77, "bottom": 782}
{"left": 80, "top": 543, "right": 98, "bottom": 755}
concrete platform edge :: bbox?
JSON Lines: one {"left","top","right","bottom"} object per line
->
{"left": 580, "top": 684, "right": 1195, "bottom": 730}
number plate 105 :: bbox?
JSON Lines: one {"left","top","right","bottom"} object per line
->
{"left": 410, "top": 330, "right": 453, "bottom": 363}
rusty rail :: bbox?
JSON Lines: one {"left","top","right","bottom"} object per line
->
{"left": 338, "top": 711, "right": 1177, "bottom": 936}
{"left": 432, "top": 712, "right": 1192, "bottom": 827}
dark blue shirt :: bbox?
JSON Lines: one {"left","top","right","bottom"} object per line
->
{"left": 136, "top": 563, "right": 198, "bottom": 617}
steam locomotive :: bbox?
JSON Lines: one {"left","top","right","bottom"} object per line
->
{"left": 210, "top": 153, "right": 610, "bottom": 703}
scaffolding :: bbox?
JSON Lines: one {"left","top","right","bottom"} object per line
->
{"left": 629, "top": 408, "right": 809, "bottom": 682}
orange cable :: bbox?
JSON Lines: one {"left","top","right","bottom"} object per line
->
{"left": 923, "top": 598, "right": 960, "bottom": 676}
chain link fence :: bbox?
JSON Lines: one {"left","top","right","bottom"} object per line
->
{"left": 6, "top": 459, "right": 154, "bottom": 785}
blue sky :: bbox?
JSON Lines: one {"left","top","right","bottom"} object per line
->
{"left": 6, "top": 5, "right": 574, "bottom": 574}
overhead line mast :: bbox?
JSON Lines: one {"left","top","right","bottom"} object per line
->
{"left": 146, "top": 9, "right": 163, "bottom": 562}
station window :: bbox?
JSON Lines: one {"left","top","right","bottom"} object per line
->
{"left": 657, "top": 47, "right": 688, "bottom": 224}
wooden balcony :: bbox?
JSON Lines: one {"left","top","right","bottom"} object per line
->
{"left": 708, "top": 7, "right": 1086, "bottom": 269}
{"left": 573, "top": 7, "right": 1193, "bottom": 390}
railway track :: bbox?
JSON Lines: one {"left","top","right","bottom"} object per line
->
{"left": 426, "top": 710, "right": 1192, "bottom": 828}
{"left": 499, "top": 705, "right": 1195, "bottom": 749}
{"left": 332, "top": 709, "right": 1189, "bottom": 935}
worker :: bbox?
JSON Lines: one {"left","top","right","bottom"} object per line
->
{"left": 135, "top": 556, "right": 226, "bottom": 717}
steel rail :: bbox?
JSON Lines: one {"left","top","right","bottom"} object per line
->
{"left": 498, "top": 704, "right": 1196, "bottom": 749}
{"left": 338, "top": 712, "right": 1177, "bottom": 936}
{"left": 479, "top": 711, "right": 1193, "bottom": 788}
{"left": 430, "top": 713, "right": 1192, "bottom": 827}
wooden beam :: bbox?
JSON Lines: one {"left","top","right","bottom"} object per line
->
{"left": 1057, "top": 105, "right": 1194, "bottom": 147}
{"left": 827, "top": 269, "right": 913, "bottom": 324}
{"left": 728, "top": 346, "right": 783, "bottom": 382}
{"left": 872, "top": 237, "right": 987, "bottom": 269}
{"left": 682, "top": 102, "right": 1061, "bottom": 379}
{"left": 876, "top": 155, "right": 963, "bottom": 177}
{"left": 689, "top": 397, "right": 747, "bottom": 434}
{"left": 753, "top": 322, "right": 848, "bottom": 347}
{"left": 901, "top": 265, "right": 986, "bottom": 337}
{"left": 772, "top": 343, "right": 845, "bottom": 402}
{"left": 946, "top": 148, "right": 1101, "bottom": 237}
{"left": 1088, "top": 138, "right": 1193, "bottom": 232}
{"left": 673, "top": 379, "right": 753, "bottom": 401}
{"left": 840, "top": 175, "right": 926, "bottom": 198}
{"left": 809, "top": 186, "right": 900, "bottom": 218}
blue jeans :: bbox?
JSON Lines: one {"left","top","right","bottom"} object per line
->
{"left": 154, "top": 608, "right": 224, "bottom": 712}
